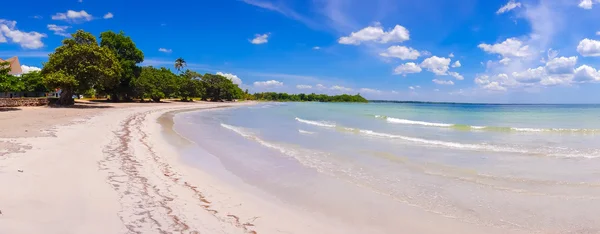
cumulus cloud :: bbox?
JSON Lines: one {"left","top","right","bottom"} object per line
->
{"left": 379, "top": 46, "right": 420, "bottom": 60}
{"left": 251, "top": 33, "right": 269, "bottom": 44}
{"left": 394, "top": 62, "right": 422, "bottom": 75}
{"left": 478, "top": 38, "right": 530, "bottom": 58}
{"left": 451, "top": 60, "right": 461, "bottom": 68}
{"left": 296, "top": 84, "right": 312, "bottom": 89}
{"left": 432, "top": 79, "right": 454, "bottom": 85}
{"left": 312, "top": 46, "right": 321, "bottom": 50}
{"left": 497, "top": 0, "right": 522, "bottom": 14}
{"left": 217, "top": 72, "right": 243, "bottom": 85}
{"left": 483, "top": 82, "right": 507, "bottom": 91}
{"left": 577, "top": 38, "right": 600, "bottom": 57}
{"left": 359, "top": 88, "right": 382, "bottom": 94}
{"left": 330, "top": 85, "right": 353, "bottom": 92}
{"left": 420, "top": 56, "right": 451, "bottom": 75}
{"left": 338, "top": 23, "right": 409, "bottom": 45}
{"left": 578, "top": 0, "right": 594, "bottom": 9}
{"left": 545, "top": 56, "right": 577, "bottom": 74}
{"left": 449, "top": 53, "right": 454, "bottom": 58}
{"left": 20, "top": 65, "right": 41, "bottom": 74}
{"left": 254, "top": 80, "right": 282, "bottom": 87}
{"left": 103, "top": 12, "right": 114, "bottom": 19}
{"left": 52, "top": 10, "right": 93, "bottom": 23}
{"left": 158, "top": 48, "right": 172, "bottom": 53}
{"left": 0, "top": 19, "right": 46, "bottom": 49}
{"left": 573, "top": 65, "right": 600, "bottom": 82}
{"left": 448, "top": 71, "right": 464, "bottom": 80}
{"left": 47, "top": 24, "right": 70, "bottom": 37}
{"left": 316, "top": 84, "right": 326, "bottom": 89}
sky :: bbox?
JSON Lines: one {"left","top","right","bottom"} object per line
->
{"left": 1, "top": 0, "right": 600, "bottom": 103}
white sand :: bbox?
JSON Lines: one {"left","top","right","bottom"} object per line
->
{"left": 0, "top": 102, "right": 349, "bottom": 234}
{"left": 0, "top": 102, "right": 518, "bottom": 234}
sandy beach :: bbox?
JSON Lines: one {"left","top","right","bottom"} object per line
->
{"left": 0, "top": 101, "right": 266, "bottom": 234}
{"left": 2, "top": 101, "right": 563, "bottom": 234}
{"left": 0, "top": 101, "right": 374, "bottom": 234}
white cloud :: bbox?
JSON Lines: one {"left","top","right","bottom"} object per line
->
{"left": 420, "top": 56, "right": 451, "bottom": 75}
{"left": 338, "top": 23, "right": 409, "bottom": 45}
{"left": 597, "top": 31, "right": 600, "bottom": 36}
{"left": 0, "top": 20, "right": 46, "bottom": 49}
{"left": 394, "top": 62, "right": 422, "bottom": 75}
{"left": 251, "top": 33, "right": 269, "bottom": 44}
{"left": 448, "top": 71, "right": 464, "bottom": 80}
{"left": 379, "top": 46, "right": 420, "bottom": 60}
{"left": 497, "top": 0, "right": 522, "bottom": 14}
{"left": 331, "top": 85, "right": 353, "bottom": 92}
{"left": 512, "top": 67, "right": 545, "bottom": 83}
{"left": 577, "top": 38, "right": 600, "bottom": 57}
{"left": 499, "top": 57, "right": 511, "bottom": 65}
{"left": 296, "top": 84, "right": 312, "bottom": 89}
{"left": 254, "top": 80, "right": 282, "bottom": 87}
{"left": 359, "top": 88, "right": 382, "bottom": 94}
{"left": 451, "top": 60, "right": 461, "bottom": 68}
{"left": 47, "top": 24, "right": 70, "bottom": 37}
{"left": 409, "top": 86, "right": 420, "bottom": 90}
{"left": 573, "top": 65, "right": 600, "bottom": 82}
{"left": 52, "top": 10, "right": 93, "bottom": 23}
{"left": 20, "top": 65, "right": 41, "bottom": 74}
{"left": 578, "top": 0, "right": 594, "bottom": 9}
{"left": 103, "top": 12, "right": 114, "bottom": 19}
{"left": 312, "top": 46, "right": 321, "bottom": 50}
{"left": 545, "top": 56, "right": 577, "bottom": 74}
{"left": 478, "top": 37, "right": 530, "bottom": 58}
{"left": 449, "top": 53, "right": 454, "bottom": 58}
{"left": 316, "top": 84, "right": 326, "bottom": 89}
{"left": 434, "top": 89, "right": 440, "bottom": 92}
{"left": 158, "top": 48, "right": 172, "bottom": 53}
{"left": 483, "top": 82, "right": 507, "bottom": 91}
{"left": 432, "top": 79, "right": 454, "bottom": 85}
{"left": 217, "top": 72, "right": 243, "bottom": 85}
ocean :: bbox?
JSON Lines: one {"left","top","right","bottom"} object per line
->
{"left": 172, "top": 102, "right": 600, "bottom": 233}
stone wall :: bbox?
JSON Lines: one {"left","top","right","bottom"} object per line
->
{"left": 0, "top": 98, "right": 49, "bottom": 107}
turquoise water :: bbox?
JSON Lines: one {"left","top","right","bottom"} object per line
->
{"left": 173, "top": 102, "right": 600, "bottom": 233}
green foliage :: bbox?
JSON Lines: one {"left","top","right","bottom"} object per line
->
{"left": 99, "top": 31, "right": 144, "bottom": 101}
{"left": 201, "top": 73, "right": 243, "bottom": 101}
{"left": 133, "top": 66, "right": 179, "bottom": 102}
{"left": 252, "top": 92, "right": 368, "bottom": 103}
{"left": 42, "top": 30, "right": 123, "bottom": 105}
{"left": 20, "top": 71, "right": 49, "bottom": 93}
{"left": 178, "top": 70, "right": 204, "bottom": 101}
{"left": 174, "top": 57, "right": 186, "bottom": 73}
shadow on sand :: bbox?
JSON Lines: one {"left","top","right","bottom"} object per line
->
{"left": 0, "top": 107, "right": 21, "bottom": 112}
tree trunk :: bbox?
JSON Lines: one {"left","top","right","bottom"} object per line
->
{"left": 58, "top": 89, "right": 75, "bottom": 105}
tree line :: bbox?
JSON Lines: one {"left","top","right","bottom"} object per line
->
{"left": 1, "top": 29, "right": 367, "bottom": 105}
{"left": 249, "top": 92, "right": 368, "bottom": 102}
{"left": 1, "top": 30, "right": 243, "bottom": 105}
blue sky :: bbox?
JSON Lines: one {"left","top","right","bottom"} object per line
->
{"left": 1, "top": 0, "right": 600, "bottom": 103}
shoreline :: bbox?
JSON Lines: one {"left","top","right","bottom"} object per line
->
{"left": 0, "top": 101, "right": 267, "bottom": 233}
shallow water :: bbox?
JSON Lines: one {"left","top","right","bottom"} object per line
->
{"left": 173, "top": 102, "right": 600, "bottom": 233}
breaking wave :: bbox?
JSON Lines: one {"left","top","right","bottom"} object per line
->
{"left": 374, "top": 115, "right": 600, "bottom": 134}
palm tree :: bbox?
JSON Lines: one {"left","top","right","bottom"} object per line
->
{"left": 174, "top": 57, "right": 186, "bottom": 73}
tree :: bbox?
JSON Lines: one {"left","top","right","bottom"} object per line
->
{"left": 99, "top": 31, "right": 144, "bottom": 101}
{"left": 42, "top": 30, "right": 122, "bottom": 105}
{"left": 132, "top": 66, "right": 178, "bottom": 102}
{"left": 178, "top": 70, "right": 204, "bottom": 101}
{"left": 201, "top": 73, "right": 243, "bottom": 101}
{"left": 174, "top": 57, "right": 186, "bottom": 73}
{"left": 20, "top": 71, "right": 49, "bottom": 94}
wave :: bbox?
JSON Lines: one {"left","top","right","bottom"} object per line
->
{"left": 298, "top": 118, "right": 600, "bottom": 158}
{"left": 374, "top": 115, "right": 600, "bottom": 133}
{"left": 221, "top": 123, "right": 299, "bottom": 156}
{"left": 294, "top": 117, "right": 336, "bottom": 128}
{"left": 298, "top": 129, "right": 316, "bottom": 134}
